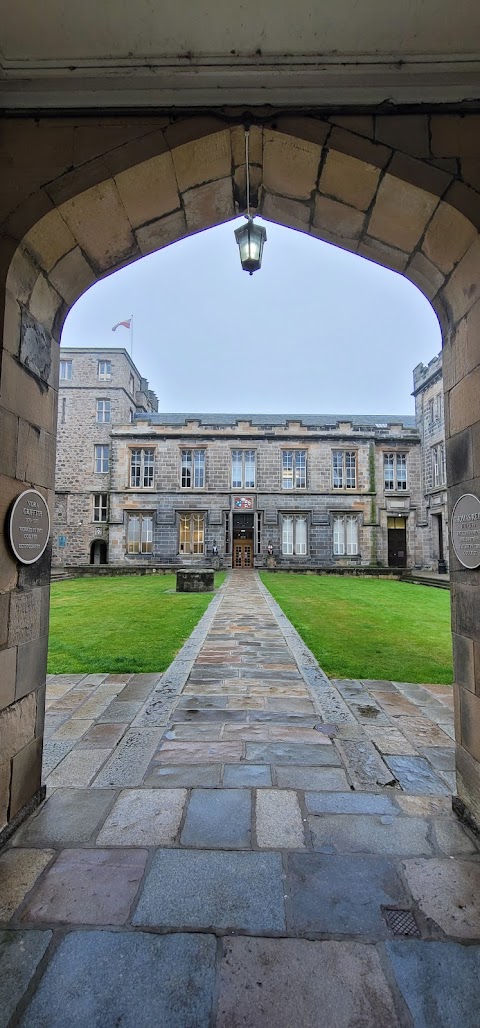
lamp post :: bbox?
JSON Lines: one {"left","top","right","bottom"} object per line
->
{"left": 234, "top": 128, "right": 267, "bottom": 275}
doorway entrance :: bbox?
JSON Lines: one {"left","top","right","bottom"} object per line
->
{"left": 90, "top": 540, "right": 107, "bottom": 565}
{"left": 387, "top": 517, "right": 407, "bottom": 568}
{"left": 233, "top": 513, "right": 254, "bottom": 568}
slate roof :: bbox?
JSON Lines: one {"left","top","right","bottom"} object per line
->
{"left": 134, "top": 412, "right": 417, "bottom": 430}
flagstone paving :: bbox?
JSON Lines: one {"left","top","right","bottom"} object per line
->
{"left": 1, "top": 570, "right": 480, "bottom": 1026}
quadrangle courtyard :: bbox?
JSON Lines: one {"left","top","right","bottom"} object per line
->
{"left": 1, "top": 570, "right": 479, "bottom": 1027}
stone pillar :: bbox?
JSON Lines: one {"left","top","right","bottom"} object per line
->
{"left": 443, "top": 283, "right": 480, "bottom": 832}
{"left": 0, "top": 253, "right": 60, "bottom": 839}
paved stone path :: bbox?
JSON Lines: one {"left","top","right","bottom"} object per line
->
{"left": 1, "top": 571, "right": 480, "bottom": 1026}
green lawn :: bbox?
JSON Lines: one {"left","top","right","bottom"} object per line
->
{"left": 47, "top": 574, "right": 225, "bottom": 674}
{"left": 260, "top": 572, "right": 453, "bottom": 684}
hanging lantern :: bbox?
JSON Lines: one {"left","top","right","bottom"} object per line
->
{"left": 234, "top": 127, "right": 267, "bottom": 274}
{"left": 234, "top": 218, "right": 267, "bottom": 275}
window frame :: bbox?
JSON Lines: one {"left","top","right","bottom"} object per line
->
{"left": 59, "top": 359, "right": 72, "bottom": 381}
{"left": 281, "top": 450, "right": 307, "bottom": 490}
{"left": 126, "top": 512, "right": 154, "bottom": 554}
{"left": 332, "top": 449, "right": 357, "bottom": 490}
{"left": 94, "top": 444, "right": 109, "bottom": 474}
{"left": 129, "top": 447, "right": 155, "bottom": 489}
{"left": 96, "top": 398, "right": 111, "bottom": 424}
{"left": 384, "top": 451, "right": 408, "bottom": 492}
{"left": 180, "top": 449, "right": 206, "bottom": 489}
{"left": 231, "top": 449, "right": 256, "bottom": 490}
{"left": 97, "top": 359, "right": 112, "bottom": 381}
{"left": 92, "top": 493, "right": 108, "bottom": 523}
{"left": 333, "top": 513, "right": 359, "bottom": 556}
{"left": 281, "top": 513, "right": 308, "bottom": 556}
{"left": 178, "top": 512, "right": 205, "bottom": 555}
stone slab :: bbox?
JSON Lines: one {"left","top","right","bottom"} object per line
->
{"left": 0, "top": 930, "right": 52, "bottom": 1028}
{"left": 45, "top": 748, "right": 112, "bottom": 788}
{"left": 96, "top": 789, "right": 187, "bottom": 846}
{"left": 421, "top": 746, "right": 456, "bottom": 771}
{"left": 309, "top": 814, "right": 432, "bottom": 856}
{"left": 0, "top": 849, "right": 54, "bottom": 920}
{"left": 305, "top": 792, "right": 400, "bottom": 816}
{"left": 403, "top": 858, "right": 480, "bottom": 938}
{"left": 365, "top": 727, "right": 419, "bottom": 756}
{"left": 217, "top": 937, "right": 401, "bottom": 1028}
{"left": 395, "top": 795, "right": 452, "bottom": 816}
{"left": 21, "top": 849, "right": 148, "bottom": 926}
{"left": 41, "top": 739, "right": 76, "bottom": 777}
{"left": 153, "top": 741, "right": 243, "bottom": 764}
{"left": 144, "top": 764, "right": 221, "bottom": 788}
{"left": 274, "top": 767, "right": 350, "bottom": 791}
{"left": 286, "top": 853, "right": 408, "bottom": 935}
{"left": 18, "top": 931, "right": 216, "bottom": 1028}
{"left": 91, "top": 728, "right": 162, "bottom": 787}
{"left": 12, "top": 789, "right": 116, "bottom": 847}
{"left": 385, "top": 756, "right": 450, "bottom": 795}
{"left": 245, "top": 743, "right": 341, "bottom": 766}
{"left": 76, "top": 723, "right": 127, "bottom": 749}
{"left": 223, "top": 763, "right": 272, "bottom": 787}
{"left": 385, "top": 940, "right": 480, "bottom": 1028}
{"left": 337, "top": 738, "right": 396, "bottom": 789}
{"left": 97, "top": 701, "right": 143, "bottom": 724}
{"left": 50, "top": 719, "right": 95, "bottom": 742}
{"left": 256, "top": 790, "right": 306, "bottom": 849}
{"left": 432, "top": 818, "right": 478, "bottom": 855}
{"left": 132, "top": 849, "right": 286, "bottom": 932}
{"left": 181, "top": 789, "right": 251, "bottom": 849}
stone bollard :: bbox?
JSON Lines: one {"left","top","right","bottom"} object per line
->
{"left": 176, "top": 568, "right": 215, "bottom": 592}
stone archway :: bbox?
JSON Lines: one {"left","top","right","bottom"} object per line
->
{"left": 1, "top": 113, "right": 479, "bottom": 837}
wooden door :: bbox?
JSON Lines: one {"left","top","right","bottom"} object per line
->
{"left": 233, "top": 539, "right": 253, "bottom": 568}
{"left": 388, "top": 528, "right": 407, "bottom": 568}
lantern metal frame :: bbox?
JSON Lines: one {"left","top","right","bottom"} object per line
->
{"left": 234, "top": 128, "right": 267, "bottom": 275}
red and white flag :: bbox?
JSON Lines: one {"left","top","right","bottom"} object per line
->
{"left": 112, "top": 319, "right": 131, "bottom": 332}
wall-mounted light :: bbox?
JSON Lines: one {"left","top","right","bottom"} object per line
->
{"left": 234, "top": 128, "right": 267, "bottom": 275}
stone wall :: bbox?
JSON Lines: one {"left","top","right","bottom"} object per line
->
{"left": 413, "top": 353, "right": 448, "bottom": 568}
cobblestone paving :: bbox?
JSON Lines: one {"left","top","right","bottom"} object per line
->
{"left": 1, "top": 572, "right": 480, "bottom": 1026}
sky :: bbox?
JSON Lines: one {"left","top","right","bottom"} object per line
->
{"left": 62, "top": 217, "right": 441, "bottom": 416}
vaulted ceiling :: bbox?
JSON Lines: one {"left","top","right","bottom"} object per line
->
{"left": 2, "top": 1, "right": 480, "bottom": 109}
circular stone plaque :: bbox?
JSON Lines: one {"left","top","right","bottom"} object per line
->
{"left": 9, "top": 489, "right": 51, "bottom": 565}
{"left": 451, "top": 493, "right": 480, "bottom": 569}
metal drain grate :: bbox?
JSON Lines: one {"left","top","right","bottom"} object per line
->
{"left": 382, "top": 907, "right": 420, "bottom": 937}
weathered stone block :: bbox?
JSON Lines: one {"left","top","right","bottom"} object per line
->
{"left": 8, "top": 587, "right": 43, "bottom": 647}
{"left": 24, "top": 208, "right": 76, "bottom": 273}
{"left": 375, "top": 115, "right": 430, "bottom": 158}
{"left": 231, "top": 124, "right": 263, "bottom": 166}
{"left": 28, "top": 276, "right": 62, "bottom": 333}
{"left": 0, "top": 408, "right": 18, "bottom": 478}
{"left": 183, "top": 177, "right": 234, "bottom": 233}
{"left": 172, "top": 130, "right": 231, "bottom": 193}
{"left": 313, "top": 194, "right": 364, "bottom": 240}
{"left": 136, "top": 209, "right": 187, "bottom": 256}
{"left": 115, "top": 152, "right": 180, "bottom": 229}
{"left": 19, "top": 308, "right": 52, "bottom": 383}
{"left": 262, "top": 193, "right": 310, "bottom": 232}
{"left": 49, "top": 246, "right": 96, "bottom": 306}
{"left": 0, "top": 351, "right": 56, "bottom": 432}
{"left": 442, "top": 237, "right": 480, "bottom": 324}
{"left": 422, "top": 202, "right": 477, "bottom": 275}
{"left": 320, "top": 150, "right": 380, "bottom": 211}
{"left": 406, "top": 252, "right": 444, "bottom": 300}
{"left": 0, "top": 691, "right": 37, "bottom": 773}
{"left": 6, "top": 246, "right": 39, "bottom": 304}
{"left": 16, "top": 634, "right": 49, "bottom": 701}
{"left": 3, "top": 289, "right": 21, "bottom": 357}
{"left": 58, "top": 179, "right": 137, "bottom": 271}
{"left": 176, "top": 569, "right": 214, "bottom": 592}
{"left": 431, "top": 114, "right": 480, "bottom": 157}
{"left": 0, "top": 647, "right": 16, "bottom": 712}
{"left": 263, "top": 130, "right": 321, "bottom": 200}
{"left": 460, "top": 687, "right": 480, "bottom": 762}
{"left": 368, "top": 174, "right": 438, "bottom": 251}
{"left": 9, "top": 735, "right": 43, "bottom": 818}
{"left": 449, "top": 365, "right": 480, "bottom": 437}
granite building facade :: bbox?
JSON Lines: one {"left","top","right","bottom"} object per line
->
{"left": 53, "top": 346, "right": 445, "bottom": 572}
